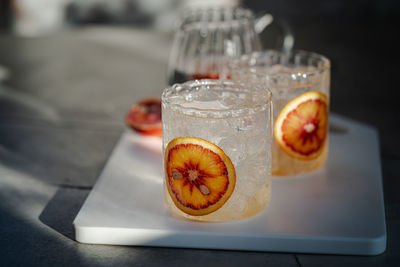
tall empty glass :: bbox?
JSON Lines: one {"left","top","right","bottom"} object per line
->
{"left": 167, "top": 7, "right": 262, "bottom": 85}
{"left": 162, "top": 80, "right": 272, "bottom": 222}
{"left": 232, "top": 50, "right": 330, "bottom": 176}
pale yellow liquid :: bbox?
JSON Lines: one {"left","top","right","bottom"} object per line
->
{"left": 272, "top": 139, "right": 328, "bottom": 176}
{"left": 164, "top": 184, "right": 270, "bottom": 222}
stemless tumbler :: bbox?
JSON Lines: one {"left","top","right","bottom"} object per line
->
{"left": 232, "top": 50, "right": 330, "bottom": 176}
{"left": 162, "top": 80, "right": 272, "bottom": 222}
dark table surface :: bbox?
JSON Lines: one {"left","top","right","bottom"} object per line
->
{"left": 1, "top": 11, "right": 399, "bottom": 267}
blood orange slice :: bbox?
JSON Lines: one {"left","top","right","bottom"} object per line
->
{"left": 275, "top": 91, "right": 329, "bottom": 160}
{"left": 125, "top": 98, "right": 162, "bottom": 137}
{"left": 165, "top": 137, "right": 236, "bottom": 216}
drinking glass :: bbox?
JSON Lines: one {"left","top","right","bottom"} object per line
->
{"left": 232, "top": 50, "right": 330, "bottom": 176}
{"left": 167, "top": 7, "right": 293, "bottom": 85}
{"left": 162, "top": 80, "right": 272, "bottom": 222}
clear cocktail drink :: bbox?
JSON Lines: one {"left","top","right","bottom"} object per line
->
{"left": 162, "top": 80, "right": 272, "bottom": 222}
{"left": 232, "top": 50, "right": 330, "bottom": 176}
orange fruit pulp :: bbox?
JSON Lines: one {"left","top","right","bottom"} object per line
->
{"left": 164, "top": 137, "right": 236, "bottom": 217}
{"left": 273, "top": 91, "right": 329, "bottom": 176}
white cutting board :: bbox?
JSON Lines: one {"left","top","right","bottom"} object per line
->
{"left": 73, "top": 114, "right": 386, "bottom": 255}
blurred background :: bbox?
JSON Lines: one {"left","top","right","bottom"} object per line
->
{"left": 1, "top": 0, "right": 399, "bottom": 154}
{"left": 1, "top": 0, "right": 400, "bottom": 265}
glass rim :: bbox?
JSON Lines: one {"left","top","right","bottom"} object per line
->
{"left": 162, "top": 79, "right": 272, "bottom": 119}
{"left": 178, "top": 7, "right": 254, "bottom": 31}
{"left": 232, "top": 49, "right": 331, "bottom": 80}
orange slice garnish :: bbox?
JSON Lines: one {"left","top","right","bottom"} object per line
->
{"left": 165, "top": 137, "right": 236, "bottom": 216}
{"left": 275, "top": 91, "right": 329, "bottom": 160}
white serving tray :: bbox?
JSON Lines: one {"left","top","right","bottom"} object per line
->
{"left": 73, "top": 114, "right": 386, "bottom": 255}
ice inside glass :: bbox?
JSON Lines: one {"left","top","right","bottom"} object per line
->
{"left": 232, "top": 50, "right": 330, "bottom": 176}
{"left": 162, "top": 80, "right": 272, "bottom": 222}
